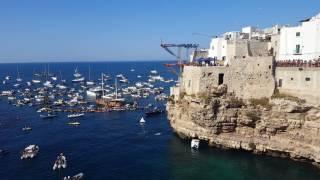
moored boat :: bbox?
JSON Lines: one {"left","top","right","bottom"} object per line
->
{"left": 53, "top": 153, "right": 67, "bottom": 170}
{"left": 67, "top": 113, "right": 84, "bottom": 118}
{"left": 21, "top": 145, "right": 39, "bottom": 159}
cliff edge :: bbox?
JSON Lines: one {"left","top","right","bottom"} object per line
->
{"left": 167, "top": 85, "right": 320, "bottom": 166}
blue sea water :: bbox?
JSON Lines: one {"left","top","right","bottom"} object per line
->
{"left": 0, "top": 61, "right": 319, "bottom": 180}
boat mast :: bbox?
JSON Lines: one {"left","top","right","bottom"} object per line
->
{"left": 115, "top": 78, "right": 118, "bottom": 99}
{"left": 16, "top": 66, "right": 20, "bottom": 79}
{"left": 101, "top": 73, "right": 104, "bottom": 97}
{"left": 88, "top": 66, "right": 91, "bottom": 81}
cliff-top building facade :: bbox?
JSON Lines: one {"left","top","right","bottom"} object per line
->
{"left": 175, "top": 12, "right": 320, "bottom": 105}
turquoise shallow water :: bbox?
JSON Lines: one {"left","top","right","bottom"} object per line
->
{"left": 0, "top": 61, "right": 319, "bottom": 180}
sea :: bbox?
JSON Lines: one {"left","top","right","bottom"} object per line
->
{"left": 0, "top": 61, "right": 319, "bottom": 180}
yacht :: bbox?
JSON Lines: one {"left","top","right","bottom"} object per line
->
{"left": 21, "top": 145, "right": 39, "bottom": 159}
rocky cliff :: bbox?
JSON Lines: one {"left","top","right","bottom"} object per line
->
{"left": 167, "top": 85, "right": 320, "bottom": 166}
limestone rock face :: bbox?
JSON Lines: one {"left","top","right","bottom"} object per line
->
{"left": 167, "top": 87, "right": 320, "bottom": 165}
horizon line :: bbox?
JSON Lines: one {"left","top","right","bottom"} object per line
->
{"left": 0, "top": 59, "right": 178, "bottom": 64}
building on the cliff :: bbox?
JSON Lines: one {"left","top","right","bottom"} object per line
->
{"left": 171, "top": 12, "right": 320, "bottom": 105}
{"left": 207, "top": 25, "right": 282, "bottom": 66}
{"left": 278, "top": 13, "right": 320, "bottom": 61}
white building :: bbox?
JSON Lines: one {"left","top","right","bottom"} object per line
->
{"left": 207, "top": 27, "right": 270, "bottom": 65}
{"left": 278, "top": 13, "right": 320, "bottom": 61}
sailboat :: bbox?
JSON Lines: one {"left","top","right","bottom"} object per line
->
{"left": 60, "top": 71, "right": 66, "bottom": 83}
{"left": 32, "top": 69, "right": 41, "bottom": 84}
{"left": 86, "top": 66, "right": 94, "bottom": 85}
{"left": 73, "top": 67, "right": 82, "bottom": 78}
{"left": 139, "top": 117, "right": 146, "bottom": 124}
{"left": 16, "top": 66, "right": 22, "bottom": 82}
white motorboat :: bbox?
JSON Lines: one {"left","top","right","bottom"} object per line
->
{"left": 72, "top": 77, "right": 85, "bottom": 82}
{"left": 67, "top": 113, "right": 84, "bottom": 118}
{"left": 21, "top": 145, "right": 39, "bottom": 159}
{"left": 5, "top": 76, "right": 10, "bottom": 80}
{"left": 68, "top": 121, "right": 80, "bottom": 126}
{"left": 22, "top": 125, "right": 32, "bottom": 132}
{"left": 150, "top": 70, "right": 158, "bottom": 74}
{"left": 64, "top": 173, "right": 84, "bottom": 180}
{"left": 43, "top": 80, "right": 52, "bottom": 87}
{"left": 51, "top": 76, "right": 57, "bottom": 81}
{"left": 32, "top": 79, "right": 41, "bottom": 84}
{"left": 1, "top": 91, "right": 13, "bottom": 96}
{"left": 53, "top": 153, "right": 67, "bottom": 170}
{"left": 191, "top": 139, "right": 200, "bottom": 149}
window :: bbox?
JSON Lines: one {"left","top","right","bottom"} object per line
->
{"left": 218, "top": 73, "right": 224, "bottom": 85}
{"left": 212, "top": 46, "right": 214, "bottom": 50}
{"left": 305, "top": 77, "right": 311, "bottom": 81}
{"left": 296, "top": 32, "right": 300, "bottom": 37}
{"left": 188, "top": 80, "right": 191, "bottom": 87}
{"left": 222, "top": 56, "right": 226, "bottom": 61}
{"left": 278, "top": 79, "right": 282, "bottom": 87}
{"left": 291, "top": 78, "right": 294, "bottom": 80}
{"left": 295, "top": 44, "right": 301, "bottom": 54}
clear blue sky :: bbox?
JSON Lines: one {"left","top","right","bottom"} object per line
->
{"left": 0, "top": 0, "right": 319, "bottom": 62}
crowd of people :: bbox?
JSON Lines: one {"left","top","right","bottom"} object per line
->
{"left": 276, "top": 59, "right": 320, "bottom": 67}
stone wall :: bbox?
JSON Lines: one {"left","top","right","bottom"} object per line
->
{"left": 275, "top": 67, "right": 320, "bottom": 105}
{"left": 180, "top": 56, "right": 275, "bottom": 100}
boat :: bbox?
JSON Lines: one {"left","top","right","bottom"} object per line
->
{"left": 64, "top": 173, "right": 84, "bottom": 180}
{"left": 150, "top": 70, "right": 158, "bottom": 74}
{"left": 32, "top": 79, "right": 41, "bottom": 84}
{"left": 22, "top": 126, "right": 32, "bottom": 132}
{"left": 40, "top": 113, "right": 57, "bottom": 119}
{"left": 67, "top": 113, "right": 84, "bottom": 118}
{"left": 86, "top": 86, "right": 103, "bottom": 97}
{"left": 16, "top": 66, "right": 23, "bottom": 82}
{"left": 191, "top": 139, "right": 200, "bottom": 149}
{"left": 130, "top": 69, "right": 135, "bottom": 72}
{"left": 72, "top": 77, "right": 85, "bottom": 82}
{"left": 145, "top": 107, "right": 164, "bottom": 116}
{"left": 21, "top": 145, "right": 39, "bottom": 159}
{"left": 43, "top": 80, "right": 53, "bottom": 87}
{"left": 53, "top": 153, "right": 67, "bottom": 170}
{"left": 73, "top": 67, "right": 82, "bottom": 78}
{"left": 5, "top": 76, "right": 10, "bottom": 80}
{"left": 139, "top": 117, "right": 146, "bottom": 124}
{"left": 68, "top": 121, "right": 80, "bottom": 126}
{"left": 86, "top": 66, "right": 94, "bottom": 85}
